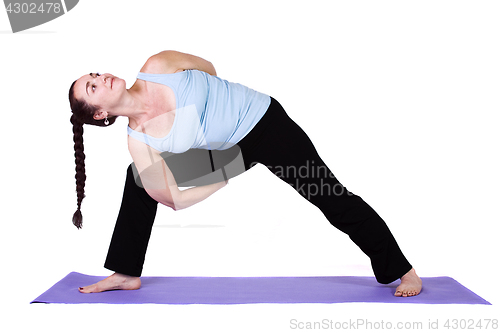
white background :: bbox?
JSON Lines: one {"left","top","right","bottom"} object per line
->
{"left": 1, "top": 0, "right": 499, "bottom": 332}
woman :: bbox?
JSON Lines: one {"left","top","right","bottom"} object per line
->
{"left": 69, "top": 50, "right": 422, "bottom": 297}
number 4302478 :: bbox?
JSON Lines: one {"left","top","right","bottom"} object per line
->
{"left": 6, "top": 2, "right": 62, "bottom": 14}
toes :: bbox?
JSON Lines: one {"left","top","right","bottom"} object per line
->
{"left": 78, "top": 284, "right": 99, "bottom": 293}
{"left": 78, "top": 286, "right": 90, "bottom": 293}
{"left": 395, "top": 286, "right": 422, "bottom": 297}
{"left": 405, "top": 290, "right": 419, "bottom": 297}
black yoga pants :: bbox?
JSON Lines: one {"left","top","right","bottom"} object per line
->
{"left": 104, "top": 97, "right": 412, "bottom": 284}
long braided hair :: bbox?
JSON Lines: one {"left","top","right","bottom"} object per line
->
{"left": 69, "top": 80, "right": 117, "bottom": 229}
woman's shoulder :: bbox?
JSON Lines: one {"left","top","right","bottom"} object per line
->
{"left": 140, "top": 51, "right": 185, "bottom": 75}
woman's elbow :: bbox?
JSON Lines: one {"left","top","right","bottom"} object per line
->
{"left": 161, "top": 200, "right": 178, "bottom": 211}
{"left": 145, "top": 188, "right": 180, "bottom": 210}
{"left": 164, "top": 193, "right": 186, "bottom": 211}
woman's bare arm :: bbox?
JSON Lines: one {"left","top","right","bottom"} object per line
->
{"left": 141, "top": 50, "right": 217, "bottom": 76}
{"left": 128, "top": 135, "right": 226, "bottom": 210}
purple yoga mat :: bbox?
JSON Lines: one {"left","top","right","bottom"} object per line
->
{"left": 31, "top": 272, "right": 490, "bottom": 305}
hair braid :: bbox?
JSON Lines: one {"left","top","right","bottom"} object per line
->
{"left": 68, "top": 79, "right": 117, "bottom": 229}
{"left": 71, "top": 114, "right": 86, "bottom": 229}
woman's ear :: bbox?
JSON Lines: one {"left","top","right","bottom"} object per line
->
{"left": 93, "top": 110, "right": 108, "bottom": 121}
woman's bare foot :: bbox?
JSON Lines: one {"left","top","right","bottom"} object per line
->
{"left": 394, "top": 268, "right": 422, "bottom": 297}
{"left": 78, "top": 272, "right": 141, "bottom": 293}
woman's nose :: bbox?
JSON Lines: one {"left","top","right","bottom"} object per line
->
{"left": 103, "top": 75, "right": 112, "bottom": 86}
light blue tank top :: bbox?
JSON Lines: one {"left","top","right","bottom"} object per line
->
{"left": 127, "top": 70, "right": 271, "bottom": 153}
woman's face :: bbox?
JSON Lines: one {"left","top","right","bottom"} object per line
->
{"left": 73, "top": 73, "right": 126, "bottom": 116}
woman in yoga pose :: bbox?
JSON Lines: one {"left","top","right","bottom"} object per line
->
{"left": 69, "top": 50, "right": 422, "bottom": 297}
